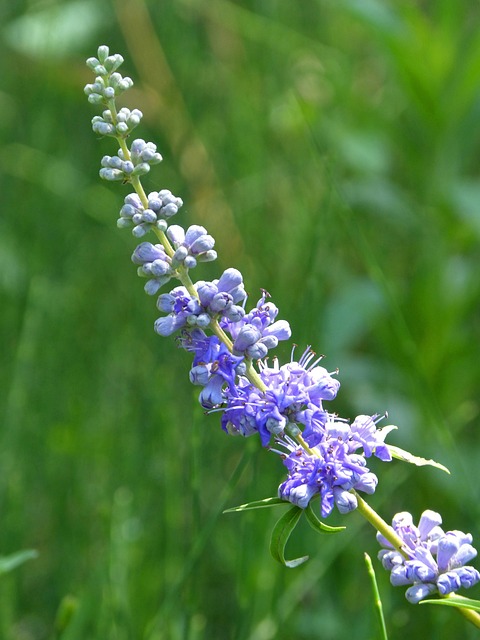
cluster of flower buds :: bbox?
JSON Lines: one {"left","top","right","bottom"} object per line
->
{"left": 131, "top": 242, "right": 175, "bottom": 295}
{"left": 100, "top": 139, "right": 163, "bottom": 182}
{"left": 118, "top": 190, "right": 183, "bottom": 236}
{"left": 378, "top": 511, "right": 480, "bottom": 603}
{"left": 84, "top": 47, "right": 132, "bottom": 104}
{"left": 92, "top": 107, "right": 143, "bottom": 138}
{"left": 167, "top": 225, "right": 217, "bottom": 269}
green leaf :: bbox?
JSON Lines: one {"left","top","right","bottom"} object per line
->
{"left": 420, "top": 595, "right": 480, "bottom": 612}
{"left": 269, "top": 506, "right": 308, "bottom": 568}
{"left": 364, "top": 553, "right": 389, "bottom": 640}
{"left": 0, "top": 549, "right": 38, "bottom": 576}
{"left": 223, "top": 496, "right": 288, "bottom": 513}
{"left": 388, "top": 445, "right": 450, "bottom": 474}
{"left": 305, "top": 503, "right": 346, "bottom": 534}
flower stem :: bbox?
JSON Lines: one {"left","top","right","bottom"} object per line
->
{"left": 354, "top": 492, "right": 407, "bottom": 556}
{"left": 444, "top": 594, "right": 480, "bottom": 628}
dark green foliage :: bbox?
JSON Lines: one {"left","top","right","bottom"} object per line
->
{"left": 1, "top": 0, "right": 480, "bottom": 637}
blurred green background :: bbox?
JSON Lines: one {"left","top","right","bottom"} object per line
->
{"left": 1, "top": 0, "right": 480, "bottom": 638}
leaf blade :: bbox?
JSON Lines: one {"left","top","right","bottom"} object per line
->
{"left": 388, "top": 445, "right": 450, "bottom": 474}
{"left": 420, "top": 595, "right": 480, "bottom": 612}
{"left": 305, "top": 503, "right": 346, "bottom": 534}
{"left": 223, "top": 496, "right": 288, "bottom": 513}
{"left": 269, "top": 506, "right": 308, "bottom": 568}
{"left": 0, "top": 550, "right": 38, "bottom": 576}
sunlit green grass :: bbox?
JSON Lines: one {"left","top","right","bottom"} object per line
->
{"left": 1, "top": 0, "right": 480, "bottom": 638}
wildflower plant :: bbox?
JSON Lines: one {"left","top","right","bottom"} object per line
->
{"left": 84, "top": 46, "right": 480, "bottom": 631}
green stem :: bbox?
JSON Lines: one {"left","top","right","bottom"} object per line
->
{"left": 210, "top": 318, "right": 233, "bottom": 351}
{"left": 355, "top": 493, "right": 406, "bottom": 555}
{"left": 364, "top": 552, "right": 389, "bottom": 640}
{"left": 446, "top": 594, "right": 480, "bottom": 628}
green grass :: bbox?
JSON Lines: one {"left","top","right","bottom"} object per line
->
{"left": 1, "top": 0, "right": 480, "bottom": 637}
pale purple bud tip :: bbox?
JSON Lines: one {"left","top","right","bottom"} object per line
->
{"left": 260, "top": 336, "right": 278, "bottom": 350}
{"left": 217, "top": 268, "right": 243, "bottom": 294}
{"left": 378, "top": 550, "right": 404, "bottom": 571}
{"left": 189, "top": 365, "right": 210, "bottom": 386}
{"left": 417, "top": 510, "right": 442, "bottom": 539}
{"left": 233, "top": 326, "right": 262, "bottom": 353}
{"left": 264, "top": 320, "right": 291, "bottom": 342}
{"left": 436, "top": 571, "right": 461, "bottom": 595}
{"left": 131, "top": 242, "right": 165, "bottom": 265}
{"left": 167, "top": 225, "right": 185, "bottom": 245}
{"left": 144, "top": 279, "right": 165, "bottom": 296}
{"left": 197, "top": 282, "right": 217, "bottom": 307}
{"left": 157, "top": 293, "right": 176, "bottom": 313}
{"left": 405, "top": 583, "right": 437, "bottom": 604}
{"left": 459, "top": 566, "right": 480, "bottom": 589}
{"left": 282, "top": 484, "right": 317, "bottom": 509}
{"left": 246, "top": 342, "right": 267, "bottom": 359}
{"left": 97, "top": 45, "right": 110, "bottom": 62}
{"left": 334, "top": 489, "right": 357, "bottom": 514}
{"left": 154, "top": 316, "right": 177, "bottom": 336}
{"left": 225, "top": 306, "right": 245, "bottom": 322}
{"left": 184, "top": 225, "right": 207, "bottom": 245}
{"left": 354, "top": 472, "right": 377, "bottom": 494}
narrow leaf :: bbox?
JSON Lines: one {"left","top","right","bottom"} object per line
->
{"left": 270, "top": 506, "right": 308, "bottom": 568}
{"left": 0, "top": 549, "right": 38, "bottom": 575}
{"left": 305, "top": 503, "right": 346, "bottom": 534}
{"left": 223, "top": 496, "right": 288, "bottom": 513}
{"left": 420, "top": 595, "right": 480, "bottom": 612}
{"left": 388, "top": 445, "right": 450, "bottom": 474}
{"left": 364, "top": 553, "right": 389, "bottom": 640}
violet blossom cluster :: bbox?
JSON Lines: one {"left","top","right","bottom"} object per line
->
{"left": 84, "top": 46, "right": 480, "bottom": 608}
{"left": 84, "top": 45, "right": 393, "bottom": 521}
{"left": 377, "top": 511, "right": 480, "bottom": 603}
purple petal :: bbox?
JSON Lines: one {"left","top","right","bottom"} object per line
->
{"left": 184, "top": 225, "right": 207, "bottom": 245}
{"left": 166, "top": 224, "right": 185, "bottom": 245}
{"left": 417, "top": 510, "right": 443, "bottom": 540}
{"left": 233, "top": 325, "right": 261, "bottom": 352}
{"left": 458, "top": 566, "right": 480, "bottom": 589}
{"left": 436, "top": 532, "right": 461, "bottom": 572}
{"left": 333, "top": 488, "right": 357, "bottom": 514}
{"left": 436, "top": 571, "right": 461, "bottom": 595}
{"left": 216, "top": 268, "right": 243, "bottom": 293}
{"left": 199, "top": 375, "right": 225, "bottom": 409}
{"left": 263, "top": 320, "right": 291, "bottom": 341}
{"left": 154, "top": 315, "right": 179, "bottom": 336}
